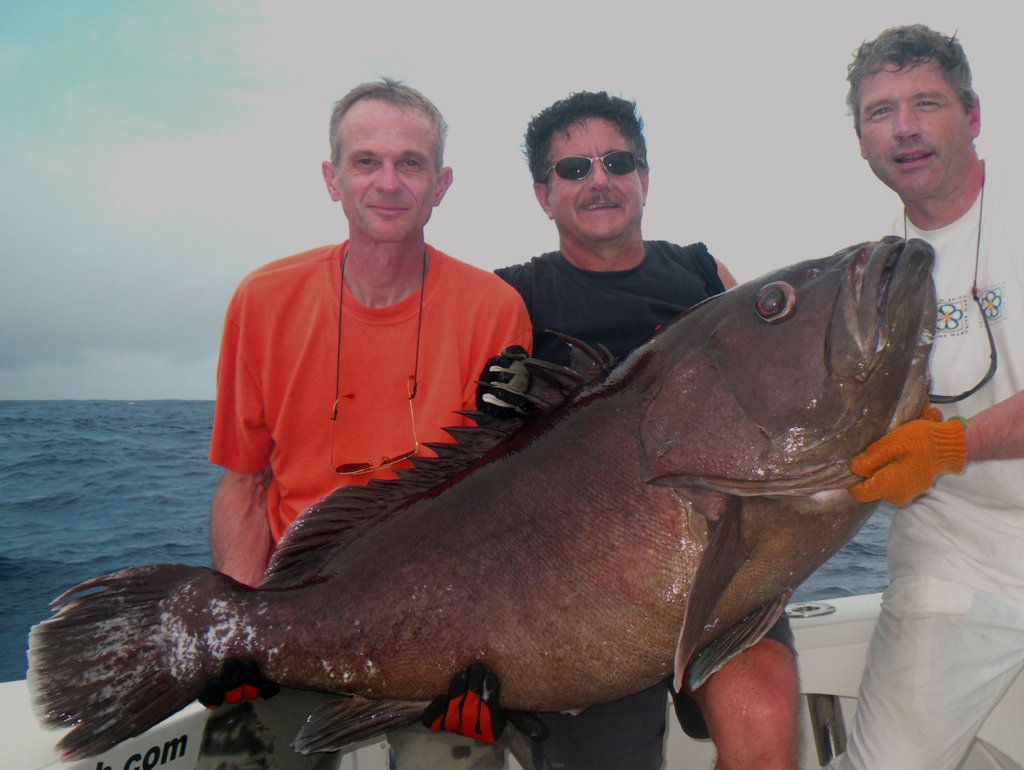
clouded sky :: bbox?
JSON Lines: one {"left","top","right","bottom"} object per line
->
{"left": 1, "top": 0, "right": 1016, "bottom": 399}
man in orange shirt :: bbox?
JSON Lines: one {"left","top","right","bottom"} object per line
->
{"left": 205, "top": 78, "right": 531, "bottom": 769}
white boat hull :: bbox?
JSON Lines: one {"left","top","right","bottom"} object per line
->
{"left": 7, "top": 593, "right": 1022, "bottom": 769}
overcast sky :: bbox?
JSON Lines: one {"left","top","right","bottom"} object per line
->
{"left": 1, "top": 0, "right": 1017, "bottom": 399}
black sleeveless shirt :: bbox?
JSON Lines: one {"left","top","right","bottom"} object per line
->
{"left": 496, "top": 240, "right": 725, "bottom": 367}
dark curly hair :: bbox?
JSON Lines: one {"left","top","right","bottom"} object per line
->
{"left": 847, "top": 24, "right": 976, "bottom": 136}
{"left": 523, "top": 91, "right": 647, "bottom": 184}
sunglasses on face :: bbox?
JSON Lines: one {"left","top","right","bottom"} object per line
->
{"left": 547, "top": 150, "right": 645, "bottom": 181}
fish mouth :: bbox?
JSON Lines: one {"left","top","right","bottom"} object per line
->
{"left": 828, "top": 236, "right": 934, "bottom": 381}
{"left": 801, "top": 236, "right": 936, "bottom": 492}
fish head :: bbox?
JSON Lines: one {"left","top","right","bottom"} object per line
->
{"left": 639, "top": 236, "right": 936, "bottom": 494}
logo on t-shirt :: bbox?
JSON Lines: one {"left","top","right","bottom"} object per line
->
{"left": 936, "top": 282, "right": 1005, "bottom": 338}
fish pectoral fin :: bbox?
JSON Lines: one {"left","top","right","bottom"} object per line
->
{"left": 292, "top": 695, "right": 427, "bottom": 754}
{"left": 672, "top": 498, "right": 746, "bottom": 693}
{"left": 685, "top": 592, "right": 791, "bottom": 693}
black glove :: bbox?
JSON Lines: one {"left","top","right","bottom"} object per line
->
{"left": 476, "top": 346, "right": 532, "bottom": 418}
{"left": 421, "top": 663, "right": 548, "bottom": 743}
{"left": 197, "top": 658, "right": 280, "bottom": 708}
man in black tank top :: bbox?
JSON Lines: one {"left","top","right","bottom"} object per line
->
{"left": 496, "top": 240, "right": 723, "bottom": 367}
{"left": 430, "top": 92, "right": 800, "bottom": 770}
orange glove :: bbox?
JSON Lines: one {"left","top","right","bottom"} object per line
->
{"left": 849, "top": 418, "right": 967, "bottom": 506}
{"left": 421, "top": 664, "right": 548, "bottom": 743}
{"left": 197, "top": 659, "right": 280, "bottom": 708}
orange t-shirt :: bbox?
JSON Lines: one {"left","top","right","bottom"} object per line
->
{"left": 210, "top": 243, "right": 532, "bottom": 542}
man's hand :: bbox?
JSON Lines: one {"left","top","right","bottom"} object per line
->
{"left": 198, "top": 659, "right": 280, "bottom": 708}
{"left": 476, "top": 346, "right": 532, "bottom": 418}
{"left": 849, "top": 418, "right": 967, "bottom": 506}
{"left": 421, "top": 663, "right": 548, "bottom": 744}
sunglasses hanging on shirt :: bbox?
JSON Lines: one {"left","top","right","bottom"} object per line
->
{"left": 908, "top": 183, "right": 998, "bottom": 404}
{"left": 329, "top": 250, "right": 424, "bottom": 474}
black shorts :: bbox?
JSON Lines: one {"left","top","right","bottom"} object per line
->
{"left": 669, "top": 615, "right": 796, "bottom": 740}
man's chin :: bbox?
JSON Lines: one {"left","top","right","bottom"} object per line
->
{"left": 873, "top": 163, "right": 938, "bottom": 200}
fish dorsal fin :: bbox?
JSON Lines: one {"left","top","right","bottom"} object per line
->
{"left": 261, "top": 340, "right": 612, "bottom": 589}
{"left": 260, "top": 412, "right": 524, "bottom": 589}
{"left": 547, "top": 330, "right": 614, "bottom": 382}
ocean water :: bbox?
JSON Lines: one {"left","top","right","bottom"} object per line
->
{"left": 0, "top": 400, "right": 219, "bottom": 683}
{"left": 0, "top": 400, "right": 893, "bottom": 684}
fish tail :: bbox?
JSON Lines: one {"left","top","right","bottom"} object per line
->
{"left": 28, "top": 563, "right": 224, "bottom": 760}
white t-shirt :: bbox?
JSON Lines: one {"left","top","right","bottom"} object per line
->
{"left": 886, "top": 164, "right": 1024, "bottom": 596}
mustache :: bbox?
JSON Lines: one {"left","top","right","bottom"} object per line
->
{"left": 580, "top": 194, "right": 621, "bottom": 208}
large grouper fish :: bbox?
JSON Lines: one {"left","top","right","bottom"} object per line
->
{"left": 29, "top": 236, "right": 936, "bottom": 761}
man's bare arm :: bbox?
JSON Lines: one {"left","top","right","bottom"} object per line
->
{"left": 964, "top": 389, "right": 1024, "bottom": 462}
{"left": 717, "top": 261, "right": 738, "bottom": 290}
{"left": 210, "top": 466, "right": 273, "bottom": 587}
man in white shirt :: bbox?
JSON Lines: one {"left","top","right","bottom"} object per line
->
{"left": 835, "top": 24, "right": 1024, "bottom": 770}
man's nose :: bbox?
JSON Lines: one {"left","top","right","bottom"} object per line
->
{"left": 893, "top": 106, "right": 922, "bottom": 140}
{"left": 585, "top": 160, "right": 612, "bottom": 187}
{"left": 375, "top": 162, "right": 402, "bottom": 190}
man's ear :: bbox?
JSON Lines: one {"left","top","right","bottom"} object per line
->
{"left": 968, "top": 96, "right": 981, "bottom": 140}
{"left": 534, "top": 182, "right": 554, "bottom": 220}
{"left": 322, "top": 161, "right": 341, "bottom": 202}
{"left": 433, "top": 166, "right": 454, "bottom": 207}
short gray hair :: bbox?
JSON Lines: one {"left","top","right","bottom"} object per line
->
{"left": 328, "top": 78, "right": 448, "bottom": 168}
{"left": 847, "top": 24, "right": 976, "bottom": 136}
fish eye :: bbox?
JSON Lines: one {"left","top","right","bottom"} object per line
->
{"left": 755, "top": 281, "right": 796, "bottom": 323}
